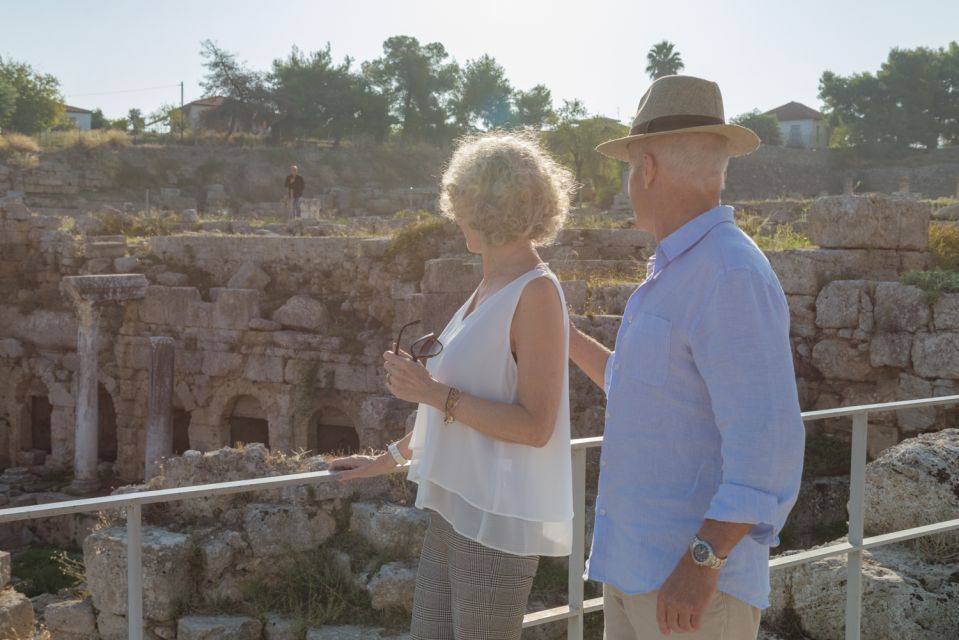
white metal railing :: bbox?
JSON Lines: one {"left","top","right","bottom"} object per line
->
{"left": 1, "top": 396, "right": 958, "bottom": 640}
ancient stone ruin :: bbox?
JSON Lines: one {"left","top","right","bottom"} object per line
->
{"left": 1, "top": 179, "right": 958, "bottom": 638}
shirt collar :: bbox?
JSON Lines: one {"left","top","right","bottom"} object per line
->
{"left": 655, "top": 205, "right": 735, "bottom": 267}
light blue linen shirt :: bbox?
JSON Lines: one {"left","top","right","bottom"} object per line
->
{"left": 586, "top": 205, "right": 805, "bottom": 609}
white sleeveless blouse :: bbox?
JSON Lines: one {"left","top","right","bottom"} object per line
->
{"left": 407, "top": 264, "right": 574, "bottom": 557}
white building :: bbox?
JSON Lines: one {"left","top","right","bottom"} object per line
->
{"left": 180, "top": 96, "right": 226, "bottom": 131}
{"left": 764, "top": 101, "right": 829, "bottom": 149}
{"left": 64, "top": 105, "right": 93, "bottom": 131}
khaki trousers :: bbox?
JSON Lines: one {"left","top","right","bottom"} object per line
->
{"left": 603, "top": 584, "right": 761, "bottom": 640}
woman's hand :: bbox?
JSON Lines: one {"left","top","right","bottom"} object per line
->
{"left": 328, "top": 453, "right": 395, "bottom": 484}
{"left": 384, "top": 350, "right": 447, "bottom": 407}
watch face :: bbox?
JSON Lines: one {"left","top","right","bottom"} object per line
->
{"left": 692, "top": 542, "right": 711, "bottom": 564}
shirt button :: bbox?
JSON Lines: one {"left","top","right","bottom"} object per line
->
{"left": 599, "top": 508, "right": 607, "bottom": 516}
{"left": 614, "top": 363, "right": 621, "bottom": 371}
{"left": 601, "top": 459, "right": 608, "bottom": 467}
{"left": 628, "top": 315, "right": 634, "bottom": 322}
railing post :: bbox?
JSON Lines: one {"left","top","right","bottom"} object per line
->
{"left": 845, "top": 412, "right": 868, "bottom": 640}
{"left": 568, "top": 447, "right": 587, "bottom": 640}
{"left": 127, "top": 503, "right": 143, "bottom": 640}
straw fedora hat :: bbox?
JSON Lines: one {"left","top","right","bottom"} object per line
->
{"left": 596, "top": 75, "right": 760, "bottom": 161}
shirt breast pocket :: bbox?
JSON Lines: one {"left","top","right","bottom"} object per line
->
{"left": 620, "top": 312, "right": 671, "bottom": 387}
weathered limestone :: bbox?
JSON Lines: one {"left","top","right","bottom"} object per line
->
{"left": 272, "top": 295, "right": 329, "bottom": 332}
{"left": 873, "top": 282, "right": 930, "bottom": 332}
{"left": 177, "top": 615, "right": 263, "bottom": 640}
{"left": 242, "top": 502, "right": 336, "bottom": 556}
{"left": 0, "top": 589, "right": 34, "bottom": 639}
{"left": 350, "top": 502, "right": 430, "bottom": 558}
{"left": 808, "top": 194, "right": 930, "bottom": 250}
{"left": 367, "top": 562, "right": 417, "bottom": 612}
{"left": 61, "top": 274, "right": 148, "bottom": 492}
{"left": 815, "top": 280, "right": 872, "bottom": 329}
{"left": 43, "top": 597, "right": 97, "bottom": 639}
{"left": 144, "top": 337, "right": 175, "bottom": 480}
{"left": 811, "top": 339, "right": 873, "bottom": 381}
{"left": 0, "top": 552, "right": 9, "bottom": 588}
{"left": 227, "top": 261, "right": 271, "bottom": 290}
{"left": 83, "top": 525, "right": 195, "bottom": 621}
{"left": 864, "top": 429, "right": 959, "bottom": 534}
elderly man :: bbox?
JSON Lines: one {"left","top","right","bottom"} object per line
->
{"left": 569, "top": 75, "right": 805, "bottom": 639}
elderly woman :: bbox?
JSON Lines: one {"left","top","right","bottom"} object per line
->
{"left": 330, "top": 132, "right": 575, "bottom": 639}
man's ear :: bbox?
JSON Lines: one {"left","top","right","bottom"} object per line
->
{"left": 642, "top": 152, "right": 657, "bottom": 189}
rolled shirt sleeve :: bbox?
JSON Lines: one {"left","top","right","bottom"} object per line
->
{"left": 689, "top": 268, "right": 805, "bottom": 545}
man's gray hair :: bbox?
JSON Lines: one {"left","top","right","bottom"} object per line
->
{"left": 629, "top": 133, "right": 730, "bottom": 190}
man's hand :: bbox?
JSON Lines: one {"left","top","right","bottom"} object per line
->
{"left": 655, "top": 552, "right": 719, "bottom": 634}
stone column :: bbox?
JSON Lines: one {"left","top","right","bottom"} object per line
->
{"left": 144, "top": 337, "right": 175, "bottom": 480}
{"left": 71, "top": 300, "right": 102, "bottom": 493}
{"left": 62, "top": 273, "right": 148, "bottom": 494}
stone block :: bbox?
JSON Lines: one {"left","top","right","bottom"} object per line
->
{"left": 0, "top": 589, "right": 34, "bottom": 638}
{"left": 243, "top": 355, "right": 284, "bottom": 382}
{"left": 0, "top": 338, "right": 23, "bottom": 359}
{"left": 156, "top": 271, "right": 189, "bottom": 286}
{"left": 815, "top": 280, "right": 870, "bottom": 329}
{"left": 896, "top": 374, "right": 936, "bottom": 433}
{"left": 177, "top": 615, "right": 262, "bottom": 640}
{"left": 113, "top": 256, "right": 138, "bottom": 272}
{"left": 873, "top": 283, "right": 930, "bottom": 332}
{"left": 869, "top": 333, "right": 913, "bottom": 369}
{"left": 140, "top": 286, "right": 202, "bottom": 326}
{"left": 561, "top": 280, "right": 587, "bottom": 314}
{"left": 787, "top": 295, "right": 817, "bottom": 338}
{"left": 211, "top": 288, "right": 260, "bottom": 330}
{"left": 808, "top": 194, "right": 930, "bottom": 250}
{"left": 44, "top": 597, "right": 97, "bottom": 637}
{"left": 264, "top": 613, "right": 297, "bottom": 640}
{"left": 242, "top": 503, "right": 335, "bottom": 557}
{"left": 811, "top": 339, "right": 873, "bottom": 381}
{"left": 227, "top": 261, "right": 271, "bottom": 291}
{"left": 272, "top": 295, "right": 329, "bottom": 332}
{"left": 201, "top": 351, "right": 243, "bottom": 377}
{"left": 350, "top": 502, "right": 429, "bottom": 558}
{"left": 83, "top": 525, "right": 194, "bottom": 620}
{"left": 932, "top": 293, "right": 959, "bottom": 330}
{"left": 0, "top": 552, "right": 9, "bottom": 588}
{"left": 367, "top": 561, "right": 417, "bottom": 612}
{"left": 249, "top": 318, "right": 281, "bottom": 331}
{"left": 912, "top": 332, "right": 959, "bottom": 379}
{"left": 421, "top": 257, "right": 481, "bottom": 294}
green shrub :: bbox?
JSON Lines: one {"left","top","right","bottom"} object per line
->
{"left": 11, "top": 547, "right": 83, "bottom": 597}
{"left": 385, "top": 217, "right": 448, "bottom": 279}
{"left": 900, "top": 269, "right": 959, "bottom": 303}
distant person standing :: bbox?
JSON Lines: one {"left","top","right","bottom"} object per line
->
{"left": 285, "top": 165, "right": 305, "bottom": 218}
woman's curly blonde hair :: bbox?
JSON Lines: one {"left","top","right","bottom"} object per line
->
{"left": 439, "top": 132, "right": 575, "bottom": 246}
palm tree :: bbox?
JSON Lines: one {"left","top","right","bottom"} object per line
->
{"left": 645, "top": 41, "right": 685, "bottom": 80}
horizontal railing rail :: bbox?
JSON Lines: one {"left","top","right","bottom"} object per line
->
{"left": 0, "top": 395, "right": 957, "bottom": 640}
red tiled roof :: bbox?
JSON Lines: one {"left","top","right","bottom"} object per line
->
{"left": 64, "top": 105, "right": 93, "bottom": 114}
{"left": 764, "top": 101, "right": 823, "bottom": 122}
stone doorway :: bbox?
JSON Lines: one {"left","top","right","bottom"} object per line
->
{"left": 308, "top": 407, "right": 359, "bottom": 455}
{"left": 173, "top": 407, "right": 191, "bottom": 455}
{"left": 98, "top": 385, "right": 117, "bottom": 463}
{"left": 25, "top": 395, "right": 53, "bottom": 455}
{"left": 229, "top": 396, "right": 269, "bottom": 448}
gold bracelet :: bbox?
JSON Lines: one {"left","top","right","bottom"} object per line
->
{"left": 443, "top": 386, "right": 462, "bottom": 425}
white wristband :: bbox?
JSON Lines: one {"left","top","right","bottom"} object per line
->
{"left": 387, "top": 442, "right": 408, "bottom": 466}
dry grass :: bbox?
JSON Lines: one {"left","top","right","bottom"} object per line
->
{"left": 0, "top": 133, "right": 40, "bottom": 154}
{"left": 930, "top": 223, "right": 959, "bottom": 271}
{"left": 737, "top": 213, "right": 815, "bottom": 252}
{"left": 44, "top": 129, "right": 131, "bottom": 152}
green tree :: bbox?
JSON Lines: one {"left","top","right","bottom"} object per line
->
{"left": 0, "top": 57, "right": 64, "bottom": 133}
{"left": 453, "top": 54, "right": 513, "bottom": 130}
{"left": 542, "top": 102, "right": 628, "bottom": 206}
{"left": 730, "top": 110, "right": 783, "bottom": 146}
{"left": 127, "top": 108, "right": 145, "bottom": 135}
{"left": 90, "top": 108, "right": 108, "bottom": 130}
{"left": 820, "top": 42, "right": 959, "bottom": 149}
{"left": 271, "top": 45, "right": 388, "bottom": 145}
{"left": 645, "top": 41, "right": 685, "bottom": 80}
{"left": 0, "top": 78, "right": 17, "bottom": 131}
{"left": 362, "top": 35, "right": 460, "bottom": 141}
{"left": 512, "top": 85, "right": 555, "bottom": 129}
{"left": 199, "top": 40, "right": 273, "bottom": 137}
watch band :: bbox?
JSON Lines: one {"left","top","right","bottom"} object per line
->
{"left": 443, "top": 386, "right": 462, "bottom": 425}
{"left": 387, "top": 442, "right": 408, "bottom": 466}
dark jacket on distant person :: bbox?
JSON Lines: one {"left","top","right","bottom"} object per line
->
{"left": 285, "top": 174, "right": 305, "bottom": 198}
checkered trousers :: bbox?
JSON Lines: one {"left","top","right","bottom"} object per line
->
{"left": 410, "top": 512, "right": 540, "bottom": 640}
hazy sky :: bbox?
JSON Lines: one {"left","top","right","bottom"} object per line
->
{"left": 4, "top": 0, "right": 957, "bottom": 122}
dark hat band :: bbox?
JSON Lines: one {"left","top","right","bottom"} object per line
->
{"left": 630, "top": 114, "right": 725, "bottom": 136}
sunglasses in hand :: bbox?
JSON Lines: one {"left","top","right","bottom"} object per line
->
{"left": 394, "top": 320, "right": 444, "bottom": 363}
